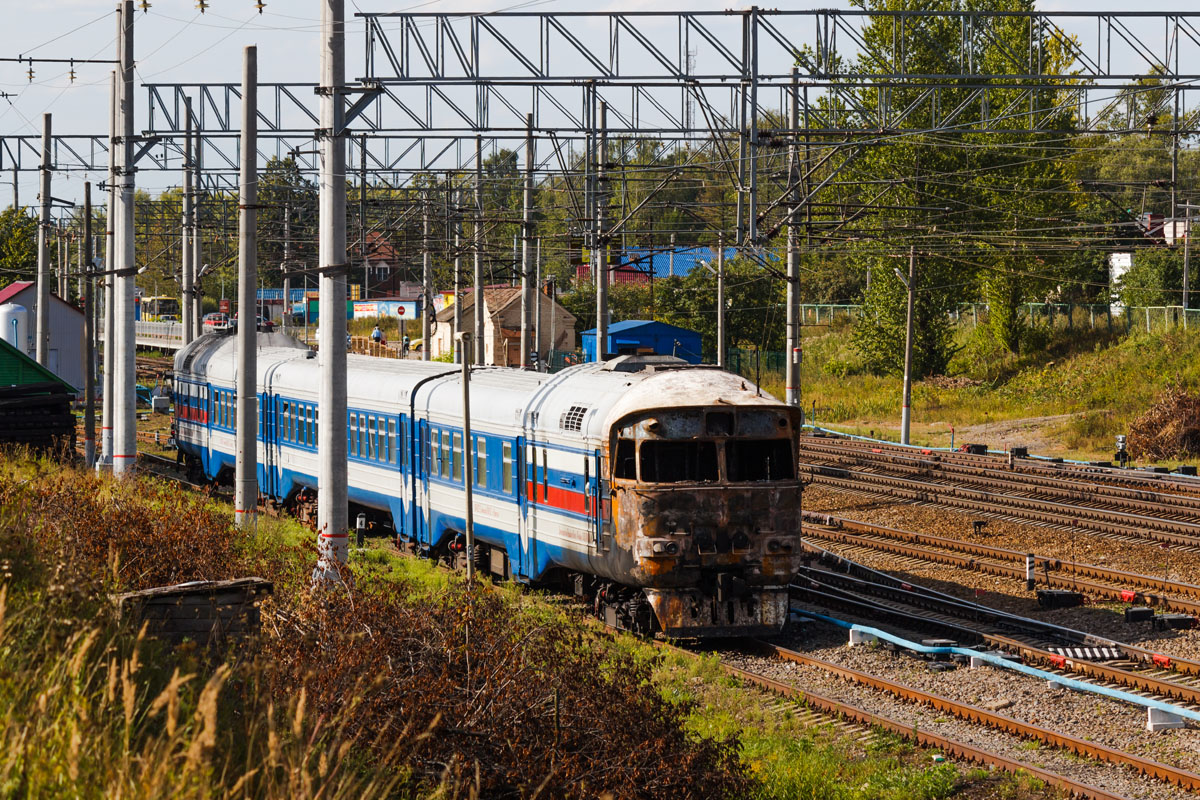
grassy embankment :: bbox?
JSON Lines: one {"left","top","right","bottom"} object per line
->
{"left": 0, "top": 455, "right": 1053, "bottom": 799}
{"left": 799, "top": 316, "right": 1200, "bottom": 463}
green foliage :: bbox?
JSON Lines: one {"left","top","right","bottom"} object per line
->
{"left": 1117, "top": 248, "right": 1183, "bottom": 307}
{"left": 0, "top": 207, "right": 37, "bottom": 284}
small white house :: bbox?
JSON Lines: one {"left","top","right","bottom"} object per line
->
{"left": 433, "top": 287, "right": 577, "bottom": 365}
{"left": 0, "top": 281, "right": 85, "bottom": 393}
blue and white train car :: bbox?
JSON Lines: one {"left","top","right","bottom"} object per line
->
{"left": 174, "top": 332, "right": 803, "bottom": 637}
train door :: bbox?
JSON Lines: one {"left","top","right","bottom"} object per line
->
{"left": 416, "top": 419, "right": 431, "bottom": 547}
{"left": 395, "top": 415, "right": 408, "bottom": 538}
{"left": 588, "top": 449, "right": 604, "bottom": 550}
{"left": 264, "top": 393, "right": 281, "bottom": 500}
{"left": 514, "top": 436, "right": 530, "bottom": 579}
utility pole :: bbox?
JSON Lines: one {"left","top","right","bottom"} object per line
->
{"left": 113, "top": 0, "right": 136, "bottom": 478}
{"left": 281, "top": 201, "right": 291, "bottom": 334}
{"left": 101, "top": 70, "right": 116, "bottom": 469}
{"left": 595, "top": 101, "right": 608, "bottom": 362}
{"left": 520, "top": 113, "right": 534, "bottom": 369}
{"left": 454, "top": 212, "right": 462, "bottom": 362}
{"left": 83, "top": 182, "right": 95, "bottom": 468}
{"left": 181, "top": 96, "right": 193, "bottom": 346}
{"left": 785, "top": 67, "right": 800, "bottom": 407}
{"left": 235, "top": 45, "right": 258, "bottom": 532}
{"left": 548, "top": 275, "right": 556, "bottom": 359}
{"left": 192, "top": 123, "right": 203, "bottom": 340}
{"left": 421, "top": 194, "right": 431, "bottom": 362}
{"left": 899, "top": 246, "right": 916, "bottom": 445}
{"left": 473, "top": 135, "right": 484, "bottom": 365}
{"left": 360, "top": 132, "right": 368, "bottom": 300}
{"left": 534, "top": 237, "right": 541, "bottom": 368}
{"left": 315, "top": 0, "right": 349, "bottom": 582}
{"left": 460, "top": 331, "right": 475, "bottom": 580}
{"left": 35, "top": 112, "right": 51, "bottom": 366}
{"left": 717, "top": 233, "right": 725, "bottom": 368}
{"left": 1185, "top": 203, "right": 1193, "bottom": 311}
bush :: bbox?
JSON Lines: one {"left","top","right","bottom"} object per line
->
{"left": 0, "top": 457, "right": 750, "bottom": 799}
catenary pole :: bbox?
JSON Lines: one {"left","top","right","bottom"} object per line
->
{"left": 83, "top": 182, "right": 95, "bottom": 468}
{"left": 35, "top": 113, "right": 51, "bottom": 365}
{"left": 460, "top": 331, "right": 475, "bottom": 580}
{"left": 235, "top": 45, "right": 259, "bottom": 531}
{"left": 534, "top": 237, "right": 541, "bottom": 368}
{"left": 473, "top": 135, "right": 484, "bottom": 365}
{"left": 716, "top": 232, "right": 725, "bottom": 368}
{"left": 900, "top": 245, "right": 916, "bottom": 446}
{"left": 315, "top": 0, "right": 350, "bottom": 582}
{"left": 192, "top": 126, "right": 203, "bottom": 340}
{"left": 785, "top": 67, "right": 800, "bottom": 406}
{"left": 421, "top": 194, "right": 431, "bottom": 361}
{"left": 101, "top": 70, "right": 116, "bottom": 468}
{"left": 595, "top": 102, "right": 608, "bottom": 362}
{"left": 181, "top": 96, "right": 193, "bottom": 346}
{"left": 113, "top": 0, "right": 136, "bottom": 478}
{"left": 520, "top": 113, "right": 533, "bottom": 368}
{"left": 454, "top": 213, "right": 462, "bottom": 362}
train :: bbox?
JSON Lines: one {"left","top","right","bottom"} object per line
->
{"left": 173, "top": 331, "right": 803, "bottom": 637}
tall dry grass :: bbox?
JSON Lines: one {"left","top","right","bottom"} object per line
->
{"left": 0, "top": 455, "right": 748, "bottom": 799}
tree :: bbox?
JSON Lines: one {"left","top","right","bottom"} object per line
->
{"left": 0, "top": 207, "right": 37, "bottom": 284}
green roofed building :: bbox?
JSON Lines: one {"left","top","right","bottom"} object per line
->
{"left": 0, "top": 336, "right": 76, "bottom": 451}
{"left": 0, "top": 336, "right": 76, "bottom": 392}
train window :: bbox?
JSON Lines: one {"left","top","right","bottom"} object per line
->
{"left": 639, "top": 441, "right": 718, "bottom": 484}
{"left": 706, "top": 411, "right": 734, "bottom": 436}
{"left": 368, "top": 417, "right": 377, "bottom": 460}
{"left": 475, "top": 438, "right": 486, "bottom": 487}
{"left": 350, "top": 413, "right": 358, "bottom": 456}
{"left": 542, "top": 448, "right": 549, "bottom": 501}
{"left": 726, "top": 439, "right": 794, "bottom": 482}
{"left": 452, "top": 433, "right": 463, "bottom": 482}
{"left": 440, "top": 430, "right": 450, "bottom": 478}
{"left": 584, "top": 457, "right": 590, "bottom": 513}
{"left": 313, "top": 408, "right": 318, "bottom": 444}
{"left": 614, "top": 439, "right": 636, "bottom": 479}
{"left": 387, "top": 419, "right": 396, "bottom": 464}
{"left": 502, "top": 442, "right": 513, "bottom": 494}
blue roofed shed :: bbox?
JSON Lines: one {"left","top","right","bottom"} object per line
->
{"left": 581, "top": 319, "right": 703, "bottom": 364}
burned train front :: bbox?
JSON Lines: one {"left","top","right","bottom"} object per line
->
{"left": 603, "top": 402, "right": 803, "bottom": 637}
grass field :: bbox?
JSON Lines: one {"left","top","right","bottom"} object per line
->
{"left": 798, "top": 317, "right": 1200, "bottom": 463}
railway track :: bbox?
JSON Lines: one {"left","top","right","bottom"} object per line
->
{"left": 800, "top": 462, "right": 1200, "bottom": 551}
{"left": 802, "top": 434, "right": 1200, "bottom": 497}
{"left": 801, "top": 438, "right": 1200, "bottom": 519}
{"left": 794, "top": 553, "right": 1200, "bottom": 708}
{"left": 659, "top": 641, "right": 1140, "bottom": 800}
{"left": 744, "top": 639, "right": 1200, "bottom": 795}
{"left": 800, "top": 511, "right": 1200, "bottom": 615}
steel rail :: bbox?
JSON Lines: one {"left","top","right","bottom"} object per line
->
{"left": 801, "top": 434, "right": 1200, "bottom": 496}
{"left": 801, "top": 523, "right": 1200, "bottom": 616}
{"left": 801, "top": 511, "right": 1200, "bottom": 600}
{"left": 800, "top": 465, "right": 1200, "bottom": 548}
{"left": 800, "top": 439, "right": 1200, "bottom": 517}
{"left": 751, "top": 640, "right": 1200, "bottom": 792}
{"left": 654, "top": 641, "right": 1130, "bottom": 800}
{"left": 795, "top": 563, "right": 1200, "bottom": 683}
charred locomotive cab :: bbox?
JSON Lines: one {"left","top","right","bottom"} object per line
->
{"left": 609, "top": 404, "right": 802, "bottom": 637}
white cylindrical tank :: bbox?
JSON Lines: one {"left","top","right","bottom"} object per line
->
{"left": 0, "top": 303, "right": 29, "bottom": 355}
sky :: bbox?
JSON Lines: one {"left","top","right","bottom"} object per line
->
{"left": 1, "top": 0, "right": 1198, "bottom": 204}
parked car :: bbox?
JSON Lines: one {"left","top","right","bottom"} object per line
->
{"left": 231, "top": 314, "right": 276, "bottom": 333}
{"left": 159, "top": 314, "right": 179, "bottom": 323}
{"left": 202, "top": 312, "right": 231, "bottom": 331}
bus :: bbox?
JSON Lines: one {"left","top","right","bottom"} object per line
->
{"left": 138, "top": 296, "right": 181, "bottom": 322}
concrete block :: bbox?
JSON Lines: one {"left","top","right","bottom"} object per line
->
{"left": 849, "top": 629, "right": 877, "bottom": 646}
{"left": 1147, "top": 708, "right": 1186, "bottom": 733}
{"left": 969, "top": 656, "right": 990, "bottom": 669}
